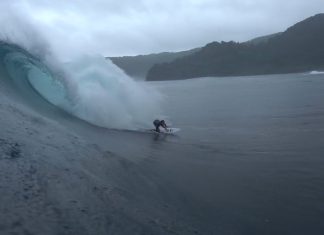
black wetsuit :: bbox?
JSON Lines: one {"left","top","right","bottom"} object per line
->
{"left": 153, "top": 120, "right": 167, "bottom": 132}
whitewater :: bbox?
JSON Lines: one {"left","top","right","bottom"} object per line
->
{"left": 0, "top": 41, "right": 162, "bottom": 130}
{"left": 0, "top": 6, "right": 163, "bottom": 131}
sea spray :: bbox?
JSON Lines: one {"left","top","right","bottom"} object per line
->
{"left": 3, "top": 47, "right": 164, "bottom": 130}
{"left": 60, "top": 55, "right": 163, "bottom": 129}
{"left": 0, "top": 6, "right": 164, "bottom": 130}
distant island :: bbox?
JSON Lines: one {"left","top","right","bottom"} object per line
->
{"left": 109, "top": 48, "right": 199, "bottom": 79}
{"left": 109, "top": 14, "right": 324, "bottom": 81}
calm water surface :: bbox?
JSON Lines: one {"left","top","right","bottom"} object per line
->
{"left": 89, "top": 73, "right": 324, "bottom": 234}
{"left": 144, "top": 73, "right": 324, "bottom": 234}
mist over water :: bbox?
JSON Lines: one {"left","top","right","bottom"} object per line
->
{"left": 61, "top": 56, "right": 163, "bottom": 129}
{"left": 0, "top": 6, "right": 163, "bottom": 130}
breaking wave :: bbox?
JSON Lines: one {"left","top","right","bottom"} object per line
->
{"left": 0, "top": 42, "right": 162, "bottom": 130}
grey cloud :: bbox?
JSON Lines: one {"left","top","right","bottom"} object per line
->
{"left": 1, "top": 0, "right": 324, "bottom": 57}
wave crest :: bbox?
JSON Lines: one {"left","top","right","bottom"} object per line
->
{"left": 0, "top": 43, "right": 163, "bottom": 130}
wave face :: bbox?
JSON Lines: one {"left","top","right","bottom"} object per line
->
{"left": 0, "top": 42, "right": 162, "bottom": 130}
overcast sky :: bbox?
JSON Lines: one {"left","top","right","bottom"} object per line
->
{"left": 3, "top": 0, "right": 324, "bottom": 57}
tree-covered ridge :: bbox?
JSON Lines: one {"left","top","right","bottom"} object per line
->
{"left": 146, "top": 14, "right": 324, "bottom": 81}
{"left": 108, "top": 48, "right": 199, "bottom": 79}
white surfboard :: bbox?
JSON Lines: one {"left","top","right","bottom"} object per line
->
{"left": 150, "top": 127, "right": 180, "bottom": 134}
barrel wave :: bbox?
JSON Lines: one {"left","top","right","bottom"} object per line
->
{"left": 0, "top": 42, "right": 162, "bottom": 130}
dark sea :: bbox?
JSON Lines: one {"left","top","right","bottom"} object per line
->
{"left": 102, "top": 72, "right": 324, "bottom": 234}
{"left": 1, "top": 50, "right": 324, "bottom": 235}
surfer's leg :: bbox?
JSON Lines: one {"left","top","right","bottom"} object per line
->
{"left": 153, "top": 122, "right": 160, "bottom": 132}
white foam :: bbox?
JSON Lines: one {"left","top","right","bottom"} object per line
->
{"left": 309, "top": 71, "right": 324, "bottom": 75}
{"left": 60, "top": 55, "right": 163, "bottom": 130}
{"left": 0, "top": 6, "right": 164, "bottom": 130}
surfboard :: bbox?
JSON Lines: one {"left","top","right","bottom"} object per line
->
{"left": 150, "top": 127, "right": 180, "bottom": 134}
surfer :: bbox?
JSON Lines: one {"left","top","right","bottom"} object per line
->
{"left": 153, "top": 119, "right": 168, "bottom": 133}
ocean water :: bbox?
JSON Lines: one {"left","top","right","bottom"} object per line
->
{"left": 155, "top": 73, "right": 324, "bottom": 234}
{"left": 0, "top": 41, "right": 324, "bottom": 234}
{"left": 87, "top": 72, "right": 324, "bottom": 234}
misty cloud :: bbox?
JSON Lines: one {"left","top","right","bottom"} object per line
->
{"left": 1, "top": 0, "right": 324, "bottom": 57}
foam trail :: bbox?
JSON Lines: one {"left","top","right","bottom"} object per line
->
{"left": 309, "top": 70, "right": 324, "bottom": 75}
